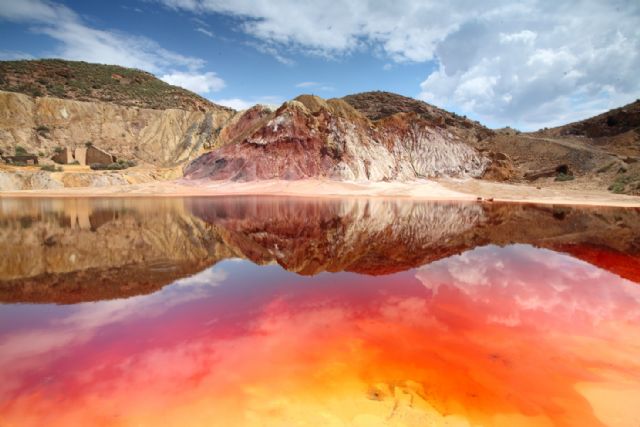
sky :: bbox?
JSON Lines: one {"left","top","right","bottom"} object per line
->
{"left": 0, "top": 0, "right": 639, "bottom": 130}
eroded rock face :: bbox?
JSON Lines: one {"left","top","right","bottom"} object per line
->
{"left": 184, "top": 95, "right": 491, "bottom": 181}
{"left": 0, "top": 91, "right": 233, "bottom": 167}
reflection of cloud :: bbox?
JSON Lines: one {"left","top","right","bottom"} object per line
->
{"left": 416, "top": 244, "right": 640, "bottom": 327}
{"left": 173, "top": 266, "right": 228, "bottom": 287}
{"left": 0, "top": 265, "right": 227, "bottom": 396}
{"left": 2, "top": 250, "right": 640, "bottom": 426}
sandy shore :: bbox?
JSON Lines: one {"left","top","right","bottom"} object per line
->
{"left": 1, "top": 178, "right": 639, "bottom": 207}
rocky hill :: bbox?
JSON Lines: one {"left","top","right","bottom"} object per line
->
{"left": 184, "top": 94, "right": 500, "bottom": 181}
{"left": 539, "top": 99, "right": 640, "bottom": 141}
{"left": 0, "top": 59, "right": 225, "bottom": 112}
{"left": 1, "top": 60, "right": 638, "bottom": 195}
{"left": 0, "top": 59, "right": 234, "bottom": 180}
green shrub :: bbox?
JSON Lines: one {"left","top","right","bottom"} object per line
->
{"left": 40, "top": 164, "right": 63, "bottom": 172}
{"left": 117, "top": 159, "right": 137, "bottom": 168}
{"left": 609, "top": 182, "right": 626, "bottom": 194}
{"left": 14, "top": 146, "right": 28, "bottom": 155}
{"left": 38, "top": 151, "right": 44, "bottom": 157}
{"left": 90, "top": 162, "right": 127, "bottom": 170}
{"left": 85, "top": 141, "right": 93, "bottom": 147}
{"left": 555, "top": 173, "right": 575, "bottom": 182}
{"left": 53, "top": 146, "right": 64, "bottom": 154}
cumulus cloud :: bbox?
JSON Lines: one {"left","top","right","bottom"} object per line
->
{"left": 161, "top": 70, "right": 225, "bottom": 93}
{"left": 0, "top": 0, "right": 225, "bottom": 96}
{"left": 156, "top": 0, "right": 640, "bottom": 128}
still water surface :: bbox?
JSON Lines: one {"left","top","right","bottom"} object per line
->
{"left": 0, "top": 197, "right": 639, "bottom": 426}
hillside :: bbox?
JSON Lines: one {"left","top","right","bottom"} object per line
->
{"left": 0, "top": 59, "right": 230, "bottom": 112}
{"left": 184, "top": 93, "right": 502, "bottom": 181}
{"left": 540, "top": 99, "right": 640, "bottom": 140}
{"left": 0, "top": 60, "right": 235, "bottom": 183}
{"left": 342, "top": 91, "right": 491, "bottom": 138}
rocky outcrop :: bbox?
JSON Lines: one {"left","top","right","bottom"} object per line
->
{"left": 0, "top": 90, "right": 234, "bottom": 168}
{"left": 184, "top": 95, "right": 491, "bottom": 181}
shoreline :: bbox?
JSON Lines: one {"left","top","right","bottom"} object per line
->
{"left": 1, "top": 178, "right": 639, "bottom": 208}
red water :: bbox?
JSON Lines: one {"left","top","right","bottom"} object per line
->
{"left": 1, "top": 244, "right": 639, "bottom": 426}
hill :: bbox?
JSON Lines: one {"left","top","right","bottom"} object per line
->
{"left": 0, "top": 59, "right": 229, "bottom": 112}
{"left": 0, "top": 59, "right": 234, "bottom": 179}
{"left": 184, "top": 93, "right": 500, "bottom": 181}
{"left": 342, "top": 91, "right": 490, "bottom": 135}
{"left": 540, "top": 99, "right": 640, "bottom": 139}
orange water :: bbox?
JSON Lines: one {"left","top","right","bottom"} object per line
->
{"left": 1, "top": 244, "right": 639, "bottom": 426}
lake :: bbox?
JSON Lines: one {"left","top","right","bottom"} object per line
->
{"left": 0, "top": 197, "right": 639, "bottom": 426}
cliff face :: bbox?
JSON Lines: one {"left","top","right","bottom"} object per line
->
{"left": 0, "top": 90, "right": 233, "bottom": 167}
{"left": 184, "top": 95, "right": 492, "bottom": 181}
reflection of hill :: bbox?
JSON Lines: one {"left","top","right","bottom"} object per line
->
{"left": 190, "top": 198, "right": 640, "bottom": 282}
{"left": 0, "top": 197, "right": 638, "bottom": 304}
{"left": 0, "top": 198, "right": 236, "bottom": 303}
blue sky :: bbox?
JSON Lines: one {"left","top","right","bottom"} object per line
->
{"left": 1, "top": 0, "right": 639, "bottom": 130}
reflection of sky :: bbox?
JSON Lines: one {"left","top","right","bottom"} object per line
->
{"left": 1, "top": 246, "right": 640, "bottom": 426}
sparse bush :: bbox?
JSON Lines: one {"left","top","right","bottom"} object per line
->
{"left": 38, "top": 151, "right": 44, "bottom": 157}
{"left": 71, "top": 160, "right": 80, "bottom": 165}
{"left": 85, "top": 141, "right": 93, "bottom": 147}
{"left": 40, "top": 164, "right": 63, "bottom": 172}
{"left": 555, "top": 173, "right": 575, "bottom": 182}
{"left": 90, "top": 162, "right": 127, "bottom": 170}
{"left": 117, "top": 159, "right": 137, "bottom": 168}
{"left": 15, "top": 146, "right": 28, "bottom": 155}
{"left": 35, "top": 125, "right": 50, "bottom": 136}
{"left": 54, "top": 146, "right": 64, "bottom": 154}
{"left": 609, "top": 182, "right": 626, "bottom": 193}
{"left": 608, "top": 173, "right": 640, "bottom": 194}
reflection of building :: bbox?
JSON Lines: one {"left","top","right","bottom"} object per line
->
{"left": 52, "top": 146, "right": 115, "bottom": 165}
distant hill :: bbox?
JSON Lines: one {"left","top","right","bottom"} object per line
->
{"left": 540, "top": 99, "right": 640, "bottom": 139}
{"left": 0, "top": 59, "right": 229, "bottom": 112}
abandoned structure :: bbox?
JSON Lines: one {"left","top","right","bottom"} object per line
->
{"left": 52, "top": 146, "right": 115, "bottom": 165}
{"left": 0, "top": 153, "right": 39, "bottom": 165}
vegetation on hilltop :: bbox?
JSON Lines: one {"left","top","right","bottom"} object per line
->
{"left": 0, "top": 59, "right": 231, "bottom": 112}
{"left": 342, "top": 91, "right": 491, "bottom": 134}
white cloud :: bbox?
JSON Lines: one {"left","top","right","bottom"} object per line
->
{"left": 156, "top": 0, "right": 640, "bottom": 128}
{"left": 195, "top": 27, "right": 213, "bottom": 37}
{"left": 295, "top": 82, "right": 334, "bottom": 91}
{"left": 418, "top": 2, "right": 640, "bottom": 129}
{"left": 213, "top": 96, "right": 281, "bottom": 111}
{"left": 161, "top": 70, "right": 225, "bottom": 93}
{"left": 214, "top": 98, "right": 254, "bottom": 110}
{"left": 0, "top": 0, "right": 226, "bottom": 96}
{"left": 296, "top": 81, "right": 319, "bottom": 88}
